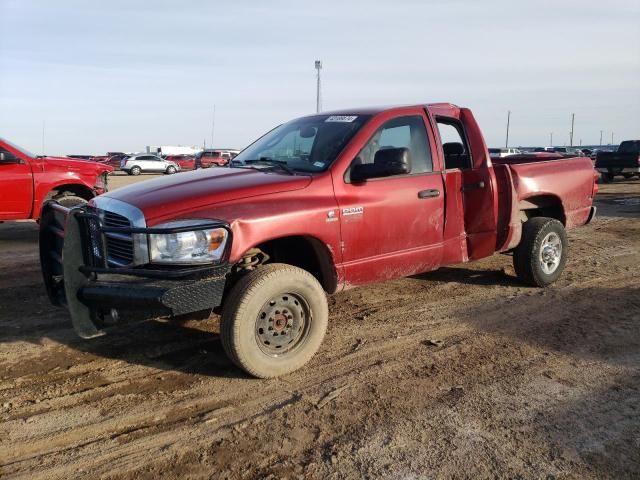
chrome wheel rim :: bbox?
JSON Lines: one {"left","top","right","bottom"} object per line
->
{"left": 255, "top": 293, "right": 311, "bottom": 356}
{"left": 539, "top": 232, "right": 562, "bottom": 275}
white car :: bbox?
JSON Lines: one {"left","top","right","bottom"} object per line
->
{"left": 488, "top": 148, "right": 522, "bottom": 159}
{"left": 120, "top": 154, "right": 180, "bottom": 175}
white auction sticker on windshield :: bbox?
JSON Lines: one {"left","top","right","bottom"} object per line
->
{"left": 325, "top": 115, "right": 357, "bottom": 122}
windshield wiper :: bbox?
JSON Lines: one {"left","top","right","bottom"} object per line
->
{"left": 241, "top": 158, "right": 295, "bottom": 175}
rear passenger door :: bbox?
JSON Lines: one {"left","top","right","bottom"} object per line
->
{"left": 141, "top": 156, "right": 163, "bottom": 172}
{"left": 201, "top": 152, "right": 213, "bottom": 168}
{"left": 334, "top": 112, "right": 445, "bottom": 285}
{"left": 150, "top": 156, "right": 167, "bottom": 172}
{"left": 434, "top": 112, "right": 498, "bottom": 260}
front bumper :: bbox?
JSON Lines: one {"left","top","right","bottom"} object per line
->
{"left": 39, "top": 202, "right": 230, "bottom": 338}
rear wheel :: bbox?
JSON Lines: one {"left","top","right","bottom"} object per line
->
{"left": 220, "top": 263, "right": 328, "bottom": 378}
{"left": 601, "top": 171, "right": 614, "bottom": 183}
{"left": 166, "top": 165, "right": 177, "bottom": 174}
{"left": 514, "top": 217, "right": 568, "bottom": 287}
{"left": 130, "top": 166, "right": 141, "bottom": 176}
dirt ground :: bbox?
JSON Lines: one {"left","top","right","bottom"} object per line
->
{"left": 0, "top": 174, "right": 639, "bottom": 479}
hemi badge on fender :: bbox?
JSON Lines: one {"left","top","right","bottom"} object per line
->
{"left": 342, "top": 206, "right": 364, "bottom": 216}
{"left": 326, "top": 210, "right": 338, "bottom": 222}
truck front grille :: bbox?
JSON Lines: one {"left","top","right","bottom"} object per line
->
{"left": 102, "top": 211, "right": 134, "bottom": 266}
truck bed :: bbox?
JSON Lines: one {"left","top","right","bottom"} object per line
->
{"left": 492, "top": 155, "right": 596, "bottom": 251}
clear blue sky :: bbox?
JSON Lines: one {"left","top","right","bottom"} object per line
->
{"left": 1, "top": 0, "right": 638, "bottom": 154}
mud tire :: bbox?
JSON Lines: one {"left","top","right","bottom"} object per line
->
{"left": 514, "top": 217, "right": 568, "bottom": 287}
{"left": 220, "top": 263, "right": 328, "bottom": 378}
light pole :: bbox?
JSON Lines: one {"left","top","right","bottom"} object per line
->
{"left": 611, "top": 132, "right": 614, "bottom": 145}
{"left": 550, "top": 132, "right": 553, "bottom": 147}
{"left": 505, "top": 110, "right": 511, "bottom": 148}
{"left": 315, "top": 60, "right": 322, "bottom": 113}
{"left": 600, "top": 130, "right": 603, "bottom": 146}
{"left": 569, "top": 113, "right": 575, "bottom": 148}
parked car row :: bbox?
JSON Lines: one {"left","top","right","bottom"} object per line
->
{"left": 68, "top": 148, "right": 241, "bottom": 175}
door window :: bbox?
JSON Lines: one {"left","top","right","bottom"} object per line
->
{"left": 351, "top": 115, "right": 433, "bottom": 177}
{"left": 436, "top": 119, "right": 472, "bottom": 170}
{"left": 0, "top": 148, "right": 20, "bottom": 163}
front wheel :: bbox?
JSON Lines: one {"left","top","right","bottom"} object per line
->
{"left": 130, "top": 166, "right": 141, "bottom": 176}
{"left": 622, "top": 173, "right": 633, "bottom": 179}
{"left": 53, "top": 194, "right": 88, "bottom": 208}
{"left": 513, "top": 217, "right": 568, "bottom": 287}
{"left": 220, "top": 263, "right": 328, "bottom": 378}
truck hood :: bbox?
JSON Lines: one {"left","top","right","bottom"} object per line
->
{"left": 42, "top": 156, "right": 113, "bottom": 174}
{"left": 103, "top": 167, "right": 312, "bottom": 222}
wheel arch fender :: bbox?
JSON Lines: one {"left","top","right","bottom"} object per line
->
{"left": 35, "top": 182, "right": 96, "bottom": 218}
{"left": 518, "top": 193, "right": 566, "bottom": 225}
{"left": 235, "top": 234, "right": 339, "bottom": 294}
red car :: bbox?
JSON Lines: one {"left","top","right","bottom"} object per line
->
{"left": 165, "top": 154, "right": 196, "bottom": 170}
{"left": 0, "top": 138, "right": 112, "bottom": 221}
{"left": 197, "top": 150, "right": 232, "bottom": 167}
{"left": 41, "top": 103, "right": 597, "bottom": 378}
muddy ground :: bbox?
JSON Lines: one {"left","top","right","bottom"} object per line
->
{"left": 0, "top": 175, "right": 639, "bottom": 479}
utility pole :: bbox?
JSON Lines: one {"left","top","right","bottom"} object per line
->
{"left": 505, "top": 110, "right": 510, "bottom": 148}
{"left": 42, "top": 120, "right": 45, "bottom": 155}
{"left": 315, "top": 60, "right": 322, "bottom": 113}
{"left": 569, "top": 113, "right": 575, "bottom": 148}
{"left": 600, "top": 130, "right": 603, "bottom": 146}
{"left": 550, "top": 132, "right": 553, "bottom": 147}
{"left": 211, "top": 105, "right": 216, "bottom": 149}
{"left": 611, "top": 132, "right": 614, "bottom": 145}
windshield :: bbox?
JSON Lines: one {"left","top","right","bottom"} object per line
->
{"left": 233, "top": 114, "right": 371, "bottom": 173}
{"left": 0, "top": 137, "right": 36, "bottom": 158}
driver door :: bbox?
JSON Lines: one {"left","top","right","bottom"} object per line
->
{"left": 333, "top": 113, "right": 445, "bottom": 285}
{"left": 0, "top": 148, "right": 33, "bottom": 219}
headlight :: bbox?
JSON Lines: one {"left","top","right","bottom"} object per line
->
{"left": 148, "top": 220, "right": 229, "bottom": 264}
{"left": 95, "top": 172, "right": 108, "bottom": 189}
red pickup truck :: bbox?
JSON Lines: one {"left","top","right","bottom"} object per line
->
{"left": 0, "top": 138, "right": 113, "bottom": 221}
{"left": 40, "top": 104, "right": 597, "bottom": 378}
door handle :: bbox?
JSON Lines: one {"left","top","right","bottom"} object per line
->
{"left": 461, "top": 181, "right": 485, "bottom": 192}
{"left": 418, "top": 189, "right": 440, "bottom": 199}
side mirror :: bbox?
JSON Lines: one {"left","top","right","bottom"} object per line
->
{"left": 351, "top": 147, "right": 411, "bottom": 182}
{"left": 0, "top": 151, "right": 19, "bottom": 164}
